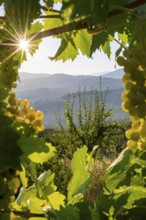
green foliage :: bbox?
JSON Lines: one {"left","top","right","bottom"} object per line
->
{"left": 1, "top": 0, "right": 146, "bottom": 219}
{"left": 4, "top": 0, "right": 41, "bottom": 32}
{"left": 55, "top": 88, "right": 110, "bottom": 152}
{"left": 67, "top": 146, "right": 95, "bottom": 204}
{"left": 38, "top": 90, "right": 128, "bottom": 198}
{"left": 54, "top": 87, "right": 127, "bottom": 157}
{"left": 37, "top": 152, "right": 72, "bottom": 196}
{"left": 96, "top": 147, "right": 146, "bottom": 219}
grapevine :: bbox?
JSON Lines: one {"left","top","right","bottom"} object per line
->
{"left": 1, "top": 0, "right": 146, "bottom": 219}
{"left": 117, "top": 42, "right": 146, "bottom": 150}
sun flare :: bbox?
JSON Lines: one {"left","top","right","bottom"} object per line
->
{"left": 19, "top": 39, "right": 29, "bottom": 51}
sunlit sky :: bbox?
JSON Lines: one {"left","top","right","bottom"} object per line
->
{"left": 19, "top": 38, "right": 119, "bottom": 75}
{"left": 0, "top": 3, "right": 120, "bottom": 76}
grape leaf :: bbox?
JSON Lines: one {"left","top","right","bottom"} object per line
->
{"left": 98, "top": 186, "right": 146, "bottom": 219}
{"left": 75, "top": 201, "right": 95, "bottom": 220}
{"left": 48, "top": 192, "right": 65, "bottom": 210}
{"left": 18, "top": 135, "right": 56, "bottom": 164}
{"left": 50, "top": 35, "right": 78, "bottom": 61}
{"left": 73, "top": 30, "right": 92, "bottom": 57}
{"left": 4, "top": 0, "right": 41, "bottom": 31}
{"left": 90, "top": 32, "right": 109, "bottom": 55}
{"left": 37, "top": 171, "right": 57, "bottom": 198}
{"left": 118, "top": 32, "right": 128, "bottom": 45}
{"left": 67, "top": 146, "right": 92, "bottom": 204}
{"left": 16, "top": 172, "right": 65, "bottom": 213}
{"left": 44, "top": 11, "right": 63, "bottom": 30}
{"left": 57, "top": 205, "right": 80, "bottom": 220}
{"left": 104, "top": 147, "right": 133, "bottom": 192}
{"left": 102, "top": 40, "right": 111, "bottom": 58}
{"left": 62, "top": 0, "right": 109, "bottom": 24}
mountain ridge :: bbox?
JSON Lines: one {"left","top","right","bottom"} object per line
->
{"left": 15, "top": 69, "right": 127, "bottom": 127}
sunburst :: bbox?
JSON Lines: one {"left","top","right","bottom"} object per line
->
{"left": 0, "top": 11, "right": 39, "bottom": 64}
{"left": 19, "top": 39, "right": 29, "bottom": 52}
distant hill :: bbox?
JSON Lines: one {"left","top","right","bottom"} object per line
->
{"left": 14, "top": 70, "right": 128, "bottom": 127}
{"left": 19, "top": 72, "right": 49, "bottom": 79}
{"left": 16, "top": 72, "right": 123, "bottom": 92}
{"left": 102, "top": 68, "right": 124, "bottom": 78}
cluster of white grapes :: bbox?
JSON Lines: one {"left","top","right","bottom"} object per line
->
{"left": 5, "top": 88, "right": 45, "bottom": 132}
{"left": 0, "top": 169, "right": 20, "bottom": 219}
{"left": 117, "top": 44, "right": 146, "bottom": 150}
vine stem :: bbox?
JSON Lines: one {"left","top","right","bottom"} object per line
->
{"left": 11, "top": 210, "right": 46, "bottom": 218}
{"left": 113, "top": 37, "right": 127, "bottom": 50}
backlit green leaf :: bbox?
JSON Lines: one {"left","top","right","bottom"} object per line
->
{"left": 73, "top": 30, "right": 92, "bottom": 57}
{"left": 18, "top": 135, "right": 56, "bottom": 164}
{"left": 67, "top": 146, "right": 92, "bottom": 204}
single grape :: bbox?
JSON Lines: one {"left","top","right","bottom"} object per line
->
{"left": 8, "top": 177, "right": 20, "bottom": 191}
{"left": 129, "top": 108, "right": 138, "bottom": 117}
{"left": 35, "top": 111, "right": 44, "bottom": 120}
{"left": 125, "top": 82, "right": 134, "bottom": 90}
{"left": 19, "top": 108, "right": 28, "bottom": 116}
{"left": 8, "top": 97, "right": 16, "bottom": 107}
{"left": 123, "top": 49, "right": 132, "bottom": 58}
{"left": 17, "top": 98, "right": 23, "bottom": 105}
{"left": 132, "top": 121, "right": 141, "bottom": 130}
{"left": 27, "top": 113, "right": 35, "bottom": 121}
{"left": 33, "top": 119, "right": 42, "bottom": 127}
{"left": 139, "top": 128, "right": 146, "bottom": 139}
{"left": 29, "top": 107, "right": 35, "bottom": 114}
{"left": 37, "top": 124, "right": 45, "bottom": 132}
{"left": 121, "top": 91, "right": 128, "bottom": 101}
{"left": 122, "top": 73, "right": 132, "bottom": 84}
{"left": 137, "top": 103, "right": 146, "bottom": 118}
{"left": 128, "top": 58, "right": 140, "bottom": 69}
{"left": 23, "top": 99, "right": 30, "bottom": 108}
{"left": 138, "top": 142, "right": 146, "bottom": 150}
{"left": 127, "top": 140, "right": 137, "bottom": 149}
{"left": 117, "top": 56, "right": 126, "bottom": 66}
{"left": 122, "top": 100, "right": 133, "bottom": 111}
{"left": 125, "top": 129, "right": 133, "bottom": 139}
{"left": 9, "top": 92, "right": 16, "bottom": 98}
{"left": 12, "top": 82, "right": 17, "bottom": 88}
{"left": 130, "top": 45, "right": 141, "bottom": 58}
{"left": 134, "top": 72, "right": 145, "bottom": 86}
{"left": 130, "top": 131, "right": 140, "bottom": 141}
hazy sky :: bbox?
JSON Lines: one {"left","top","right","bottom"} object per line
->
{"left": 19, "top": 37, "right": 120, "bottom": 75}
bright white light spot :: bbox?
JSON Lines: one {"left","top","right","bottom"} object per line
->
{"left": 19, "top": 40, "right": 29, "bottom": 51}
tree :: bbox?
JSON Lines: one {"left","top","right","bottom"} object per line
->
{"left": 1, "top": 0, "right": 146, "bottom": 219}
